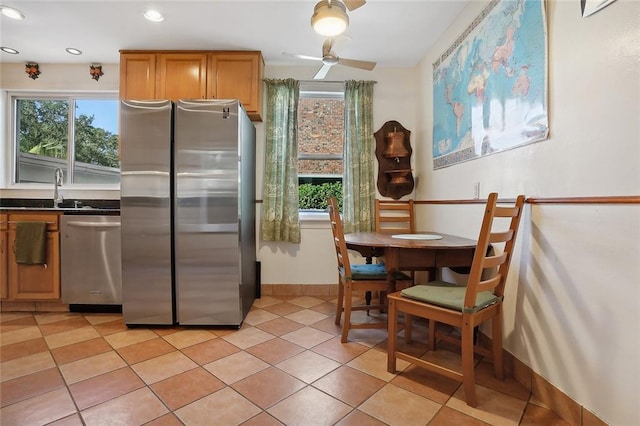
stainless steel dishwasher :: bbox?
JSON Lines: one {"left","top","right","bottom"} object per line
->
{"left": 61, "top": 215, "right": 122, "bottom": 306}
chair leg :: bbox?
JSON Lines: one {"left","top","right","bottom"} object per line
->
{"left": 461, "top": 318, "right": 477, "bottom": 407}
{"left": 335, "top": 279, "right": 344, "bottom": 326}
{"left": 341, "top": 280, "right": 354, "bottom": 343}
{"left": 492, "top": 308, "right": 504, "bottom": 380}
{"left": 404, "top": 313, "right": 413, "bottom": 343}
{"left": 387, "top": 297, "right": 398, "bottom": 373}
{"left": 428, "top": 319, "right": 436, "bottom": 350}
{"left": 365, "top": 257, "right": 372, "bottom": 314}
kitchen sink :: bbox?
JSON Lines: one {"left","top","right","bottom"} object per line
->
{"left": 57, "top": 200, "right": 89, "bottom": 209}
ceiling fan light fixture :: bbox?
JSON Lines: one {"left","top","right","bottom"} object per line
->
{"left": 311, "top": 1, "right": 349, "bottom": 37}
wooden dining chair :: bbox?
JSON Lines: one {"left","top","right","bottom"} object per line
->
{"left": 327, "top": 197, "right": 412, "bottom": 343}
{"left": 375, "top": 199, "right": 415, "bottom": 234}
{"left": 386, "top": 192, "right": 525, "bottom": 407}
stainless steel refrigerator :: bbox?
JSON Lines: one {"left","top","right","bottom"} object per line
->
{"left": 120, "top": 99, "right": 256, "bottom": 326}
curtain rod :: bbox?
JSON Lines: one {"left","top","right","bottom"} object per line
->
{"left": 297, "top": 80, "right": 377, "bottom": 84}
{"left": 264, "top": 79, "right": 377, "bottom": 84}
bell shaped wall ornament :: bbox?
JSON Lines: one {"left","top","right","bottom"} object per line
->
{"left": 374, "top": 120, "right": 414, "bottom": 200}
{"left": 383, "top": 130, "right": 409, "bottom": 158}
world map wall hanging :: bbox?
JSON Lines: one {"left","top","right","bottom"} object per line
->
{"left": 432, "top": 0, "right": 548, "bottom": 169}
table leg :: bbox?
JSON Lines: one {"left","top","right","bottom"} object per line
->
{"left": 365, "top": 256, "right": 372, "bottom": 308}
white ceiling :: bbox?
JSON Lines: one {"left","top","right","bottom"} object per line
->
{"left": 0, "top": 0, "right": 468, "bottom": 73}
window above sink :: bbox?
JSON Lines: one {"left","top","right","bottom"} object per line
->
{"left": 10, "top": 92, "right": 120, "bottom": 187}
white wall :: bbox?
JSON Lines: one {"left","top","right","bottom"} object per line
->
{"left": 414, "top": 1, "right": 640, "bottom": 425}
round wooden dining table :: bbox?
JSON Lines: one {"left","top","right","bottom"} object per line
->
{"left": 344, "top": 231, "right": 477, "bottom": 293}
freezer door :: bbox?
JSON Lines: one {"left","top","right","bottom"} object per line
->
{"left": 174, "top": 99, "right": 243, "bottom": 325}
{"left": 120, "top": 100, "right": 174, "bottom": 325}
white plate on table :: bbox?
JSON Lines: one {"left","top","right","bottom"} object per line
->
{"left": 391, "top": 234, "right": 443, "bottom": 240}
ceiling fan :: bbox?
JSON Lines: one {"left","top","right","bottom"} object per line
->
{"left": 285, "top": 37, "right": 376, "bottom": 80}
{"left": 285, "top": 0, "right": 375, "bottom": 80}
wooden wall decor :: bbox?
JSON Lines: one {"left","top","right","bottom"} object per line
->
{"left": 375, "top": 120, "right": 414, "bottom": 200}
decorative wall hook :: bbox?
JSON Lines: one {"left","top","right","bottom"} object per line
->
{"left": 89, "top": 65, "right": 104, "bottom": 81}
{"left": 25, "top": 63, "right": 41, "bottom": 80}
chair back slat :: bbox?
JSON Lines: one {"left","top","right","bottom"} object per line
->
{"left": 494, "top": 205, "right": 521, "bottom": 217}
{"left": 477, "top": 274, "right": 502, "bottom": 293}
{"left": 463, "top": 193, "right": 525, "bottom": 308}
{"left": 482, "top": 251, "right": 508, "bottom": 269}
{"left": 489, "top": 229, "right": 514, "bottom": 244}
{"left": 375, "top": 199, "right": 415, "bottom": 234}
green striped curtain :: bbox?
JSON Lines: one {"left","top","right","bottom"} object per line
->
{"left": 261, "top": 79, "right": 301, "bottom": 243}
{"left": 343, "top": 80, "right": 376, "bottom": 233}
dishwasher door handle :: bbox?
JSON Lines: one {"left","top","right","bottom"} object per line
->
{"left": 65, "top": 221, "right": 121, "bottom": 228}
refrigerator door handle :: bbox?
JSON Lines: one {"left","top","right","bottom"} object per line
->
{"left": 121, "top": 171, "right": 169, "bottom": 176}
{"left": 178, "top": 223, "right": 238, "bottom": 233}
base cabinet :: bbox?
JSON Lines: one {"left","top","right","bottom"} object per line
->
{"left": 0, "top": 214, "right": 7, "bottom": 299}
{"left": 4, "top": 214, "right": 60, "bottom": 301}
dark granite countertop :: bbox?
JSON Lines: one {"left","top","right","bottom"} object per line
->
{"left": 0, "top": 199, "right": 120, "bottom": 215}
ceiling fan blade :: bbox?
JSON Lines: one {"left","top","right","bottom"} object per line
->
{"left": 337, "top": 57, "right": 376, "bottom": 71}
{"left": 282, "top": 52, "right": 322, "bottom": 62}
{"left": 313, "top": 63, "right": 333, "bottom": 80}
{"left": 343, "top": 0, "right": 366, "bottom": 11}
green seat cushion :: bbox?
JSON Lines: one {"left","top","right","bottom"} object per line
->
{"left": 341, "top": 264, "right": 410, "bottom": 281}
{"left": 400, "top": 281, "right": 501, "bottom": 313}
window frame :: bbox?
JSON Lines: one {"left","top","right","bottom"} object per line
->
{"left": 8, "top": 90, "right": 120, "bottom": 190}
{"left": 297, "top": 85, "right": 345, "bottom": 214}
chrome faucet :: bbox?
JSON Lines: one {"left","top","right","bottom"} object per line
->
{"left": 53, "top": 167, "right": 64, "bottom": 207}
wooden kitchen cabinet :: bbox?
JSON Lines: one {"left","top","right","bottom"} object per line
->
{"left": 207, "top": 52, "right": 263, "bottom": 121}
{"left": 119, "top": 50, "right": 263, "bottom": 121}
{"left": 119, "top": 53, "right": 157, "bottom": 100}
{"left": 156, "top": 53, "right": 208, "bottom": 101}
{"left": 0, "top": 214, "right": 7, "bottom": 299}
{"left": 6, "top": 213, "right": 60, "bottom": 301}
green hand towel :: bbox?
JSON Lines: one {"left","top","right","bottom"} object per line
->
{"left": 15, "top": 221, "right": 47, "bottom": 264}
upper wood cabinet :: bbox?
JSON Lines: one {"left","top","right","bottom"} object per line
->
{"left": 119, "top": 53, "right": 156, "bottom": 100}
{"left": 120, "top": 50, "right": 264, "bottom": 121}
{"left": 157, "top": 53, "right": 208, "bottom": 101}
{"left": 207, "top": 52, "right": 263, "bottom": 121}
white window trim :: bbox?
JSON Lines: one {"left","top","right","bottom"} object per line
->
{"left": 6, "top": 90, "right": 120, "bottom": 191}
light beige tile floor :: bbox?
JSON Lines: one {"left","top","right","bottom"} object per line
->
{"left": 0, "top": 295, "right": 569, "bottom": 425}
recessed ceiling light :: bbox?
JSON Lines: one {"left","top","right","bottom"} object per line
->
{"left": 1, "top": 46, "right": 19, "bottom": 54}
{"left": 0, "top": 5, "right": 26, "bottom": 20}
{"left": 66, "top": 47, "right": 83, "bottom": 55}
{"left": 144, "top": 9, "right": 164, "bottom": 22}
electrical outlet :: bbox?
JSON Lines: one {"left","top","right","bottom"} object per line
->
{"left": 474, "top": 182, "right": 480, "bottom": 199}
